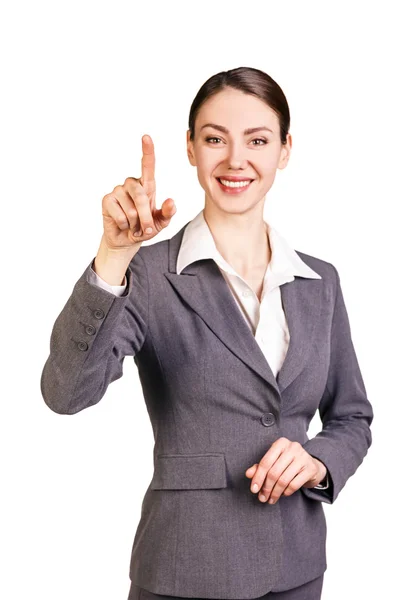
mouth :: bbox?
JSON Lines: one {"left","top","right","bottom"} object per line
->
{"left": 216, "top": 177, "right": 254, "bottom": 193}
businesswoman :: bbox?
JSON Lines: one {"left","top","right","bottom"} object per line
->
{"left": 41, "top": 67, "right": 374, "bottom": 600}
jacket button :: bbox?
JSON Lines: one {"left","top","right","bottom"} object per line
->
{"left": 261, "top": 412, "right": 275, "bottom": 427}
{"left": 85, "top": 325, "right": 96, "bottom": 335}
{"left": 93, "top": 309, "right": 105, "bottom": 320}
{"left": 78, "top": 341, "right": 88, "bottom": 351}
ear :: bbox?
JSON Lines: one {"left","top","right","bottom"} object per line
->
{"left": 186, "top": 129, "right": 196, "bottom": 166}
{"left": 277, "top": 133, "right": 292, "bottom": 170}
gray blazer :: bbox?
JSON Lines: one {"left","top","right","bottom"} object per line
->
{"left": 40, "top": 221, "right": 374, "bottom": 599}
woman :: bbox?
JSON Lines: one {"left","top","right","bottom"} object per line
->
{"left": 41, "top": 67, "right": 374, "bottom": 600}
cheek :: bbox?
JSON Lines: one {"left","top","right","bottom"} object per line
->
{"left": 196, "top": 152, "right": 219, "bottom": 180}
{"left": 263, "top": 164, "right": 279, "bottom": 177}
{"left": 257, "top": 153, "right": 280, "bottom": 173}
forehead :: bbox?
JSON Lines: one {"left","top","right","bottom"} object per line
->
{"left": 196, "top": 88, "right": 279, "bottom": 131}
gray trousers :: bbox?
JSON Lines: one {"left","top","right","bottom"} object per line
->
{"left": 128, "top": 575, "right": 324, "bottom": 600}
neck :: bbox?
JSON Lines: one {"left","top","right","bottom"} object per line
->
{"left": 202, "top": 203, "right": 271, "bottom": 276}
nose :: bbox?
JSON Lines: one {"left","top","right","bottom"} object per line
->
{"left": 226, "top": 142, "right": 248, "bottom": 170}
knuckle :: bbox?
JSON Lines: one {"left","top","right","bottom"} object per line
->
{"left": 102, "top": 192, "right": 114, "bottom": 205}
{"left": 279, "top": 475, "right": 290, "bottom": 487}
{"left": 124, "top": 176, "right": 139, "bottom": 185}
{"left": 116, "top": 215, "right": 128, "bottom": 228}
{"left": 269, "top": 468, "right": 280, "bottom": 480}
{"left": 271, "top": 438, "right": 285, "bottom": 449}
{"left": 133, "top": 190, "right": 148, "bottom": 203}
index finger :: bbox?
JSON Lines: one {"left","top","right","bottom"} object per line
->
{"left": 141, "top": 134, "right": 155, "bottom": 187}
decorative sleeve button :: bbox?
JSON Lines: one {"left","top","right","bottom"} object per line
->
{"left": 77, "top": 341, "right": 89, "bottom": 352}
{"left": 85, "top": 325, "right": 96, "bottom": 335}
{"left": 93, "top": 309, "right": 105, "bottom": 320}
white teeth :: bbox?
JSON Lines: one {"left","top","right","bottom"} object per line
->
{"left": 219, "top": 178, "right": 252, "bottom": 188}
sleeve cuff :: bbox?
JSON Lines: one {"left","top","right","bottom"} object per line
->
{"left": 88, "top": 261, "right": 128, "bottom": 296}
{"left": 313, "top": 470, "right": 331, "bottom": 490}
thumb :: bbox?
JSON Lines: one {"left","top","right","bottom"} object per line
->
{"left": 154, "top": 198, "right": 176, "bottom": 226}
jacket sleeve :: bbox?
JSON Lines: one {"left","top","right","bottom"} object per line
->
{"left": 40, "top": 251, "right": 149, "bottom": 415}
{"left": 301, "top": 264, "right": 374, "bottom": 504}
{"left": 88, "top": 266, "right": 128, "bottom": 295}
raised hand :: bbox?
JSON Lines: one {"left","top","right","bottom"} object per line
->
{"left": 101, "top": 134, "right": 177, "bottom": 251}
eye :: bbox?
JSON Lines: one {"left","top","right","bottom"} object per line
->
{"left": 205, "top": 136, "right": 268, "bottom": 146}
{"left": 251, "top": 138, "right": 268, "bottom": 145}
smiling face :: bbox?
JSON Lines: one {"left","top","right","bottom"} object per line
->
{"left": 187, "top": 87, "right": 292, "bottom": 215}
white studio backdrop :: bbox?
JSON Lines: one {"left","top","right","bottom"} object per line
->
{"left": 1, "top": 1, "right": 398, "bottom": 599}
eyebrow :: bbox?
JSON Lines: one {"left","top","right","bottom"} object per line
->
{"left": 200, "top": 123, "right": 274, "bottom": 135}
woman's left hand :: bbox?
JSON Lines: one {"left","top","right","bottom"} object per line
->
{"left": 245, "top": 437, "right": 327, "bottom": 504}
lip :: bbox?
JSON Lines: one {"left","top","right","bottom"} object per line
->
{"left": 216, "top": 176, "right": 254, "bottom": 195}
{"left": 216, "top": 175, "right": 255, "bottom": 182}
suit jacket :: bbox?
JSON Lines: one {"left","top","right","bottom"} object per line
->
{"left": 40, "top": 221, "right": 374, "bottom": 598}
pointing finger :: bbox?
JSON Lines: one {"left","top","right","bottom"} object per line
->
{"left": 141, "top": 134, "right": 156, "bottom": 194}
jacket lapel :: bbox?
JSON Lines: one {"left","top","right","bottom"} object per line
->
{"left": 164, "top": 223, "right": 323, "bottom": 397}
{"left": 277, "top": 277, "right": 322, "bottom": 394}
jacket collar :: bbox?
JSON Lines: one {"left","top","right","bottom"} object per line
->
{"left": 164, "top": 213, "right": 323, "bottom": 398}
{"left": 177, "top": 209, "right": 321, "bottom": 285}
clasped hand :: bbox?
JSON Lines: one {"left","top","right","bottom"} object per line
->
{"left": 245, "top": 437, "right": 327, "bottom": 504}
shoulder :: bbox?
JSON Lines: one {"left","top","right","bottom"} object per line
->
{"left": 295, "top": 249, "right": 339, "bottom": 283}
{"left": 129, "top": 237, "right": 170, "bottom": 274}
{"left": 137, "top": 237, "right": 169, "bottom": 258}
{"left": 131, "top": 222, "right": 187, "bottom": 270}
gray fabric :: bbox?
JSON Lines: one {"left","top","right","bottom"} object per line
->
{"left": 41, "top": 221, "right": 373, "bottom": 599}
{"left": 129, "top": 573, "right": 324, "bottom": 600}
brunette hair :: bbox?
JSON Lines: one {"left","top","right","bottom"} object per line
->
{"left": 188, "top": 66, "right": 290, "bottom": 145}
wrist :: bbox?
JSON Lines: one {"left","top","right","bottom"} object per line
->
{"left": 93, "top": 236, "right": 139, "bottom": 286}
{"left": 99, "top": 234, "right": 141, "bottom": 259}
{"left": 312, "top": 457, "right": 327, "bottom": 484}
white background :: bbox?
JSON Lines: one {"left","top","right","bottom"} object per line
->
{"left": 1, "top": 1, "right": 398, "bottom": 598}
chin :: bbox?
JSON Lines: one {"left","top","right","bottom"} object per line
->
{"left": 205, "top": 197, "right": 256, "bottom": 215}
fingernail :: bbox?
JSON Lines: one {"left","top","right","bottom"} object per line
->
{"left": 259, "top": 494, "right": 266, "bottom": 502}
{"left": 145, "top": 227, "right": 153, "bottom": 233}
{"left": 252, "top": 484, "right": 259, "bottom": 493}
{"left": 268, "top": 498, "right": 275, "bottom": 504}
{"left": 134, "top": 230, "right": 141, "bottom": 236}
